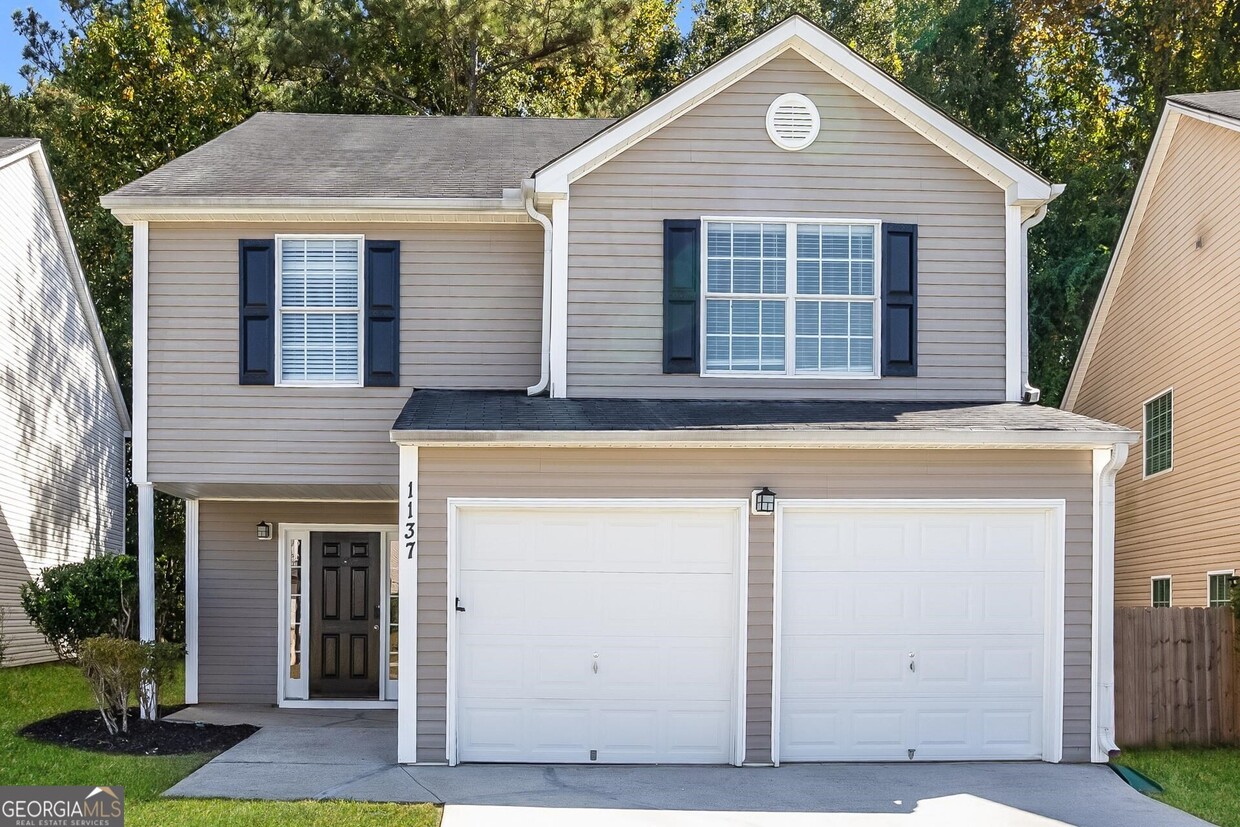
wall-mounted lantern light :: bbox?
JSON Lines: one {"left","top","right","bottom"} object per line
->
{"left": 751, "top": 487, "right": 777, "bottom": 515}
{"left": 256, "top": 521, "right": 273, "bottom": 541}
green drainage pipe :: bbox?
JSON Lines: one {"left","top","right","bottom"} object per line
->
{"left": 1110, "top": 763, "right": 1165, "bottom": 795}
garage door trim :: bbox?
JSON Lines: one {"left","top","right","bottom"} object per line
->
{"left": 771, "top": 498, "right": 1067, "bottom": 765}
{"left": 446, "top": 497, "right": 750, "bottom": 766}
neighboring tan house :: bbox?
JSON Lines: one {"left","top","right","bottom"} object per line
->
{"left": 1064, "top": 91, "right": 1240, "bottom": 610}
{"left": 0, "top": 138, "right": 130, "bottom": 665}
{"left": 102, "top": 16, "right": 1135, "bottom": 767}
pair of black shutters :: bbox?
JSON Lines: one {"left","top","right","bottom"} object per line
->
{"left": 664, "top": 220, "right": 917, "bottom": 377}
{"left": 238, "top": 239, "right": 401, "bottom": 386}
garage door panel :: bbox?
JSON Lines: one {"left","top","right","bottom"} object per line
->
{"left": 785, "top": 574, "right": 1043, "bottom": 637}
{"left": 457, "top": 505, "right": 739, "bottom": 764}
{"left": 779, "top": 505, "right": 1051, "bottom": 762}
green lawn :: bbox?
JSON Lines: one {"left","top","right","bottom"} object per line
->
{"left": 0, "top": 661, "right": 439, "bottom": 827}
{"left": 1115, "top": 748, "right": 1240, "bottom": 827}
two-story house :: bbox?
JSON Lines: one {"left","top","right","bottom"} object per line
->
{"left": 102, "top": 17, "right": 1134, "bottom": 767}
{"left": 1, "top": 138, "right": 129, "bottom": 665}
{"left": 1064, "top": 91, "right": 1240, "bottom": 609}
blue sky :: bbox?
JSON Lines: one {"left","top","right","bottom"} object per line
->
{"left": 1, "top": 1, "right": 697, "bottom": 91}
{"left": 1, "top": 0, "right": 63, "bottom": 89}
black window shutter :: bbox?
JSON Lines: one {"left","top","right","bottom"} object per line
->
{"left": 663, "top": 219, "right": 701, "bottom": 374}
{"left": 881, "top": 223, "right": 918, "bottom": 377}
{"left": 364, "top": 240, "right": 401, "bottom": 387}
{"left": 238, "top": 239, "right": 275, "bottom": 385}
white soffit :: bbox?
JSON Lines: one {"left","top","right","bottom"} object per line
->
{"left": 534, "top": 15, "right": 1056, "bottom": 204}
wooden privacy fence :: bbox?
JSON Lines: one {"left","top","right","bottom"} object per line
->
{"left": 1115, "top": 606, "right": 1240, "bottom": 747}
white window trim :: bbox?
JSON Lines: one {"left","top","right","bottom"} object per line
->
{"left": 1141, "top": 387, "right": 1174, "bottom": 480}
{"left": 1150, "top": 575, "right": 1172, "bottom": 608}
{"left": 277, "top": 522, "right": 399, "bottom": 707}
{"left": 274, "top": 233, "right": 366, "bottom": 388}
{"left": 1207, "top": 569, "right": 1235, "bottom": 608}
{"left": 699, "top": 216, "right": 882, "bottom": 380}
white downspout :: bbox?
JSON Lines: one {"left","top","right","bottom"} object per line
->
{"left": 523, "top": 178, "right": 552, "bottom": 396}
{"left": 1020, "top": 199, "right": 1053, "bottom": 403}
{"left": 1092, "top": 441, "right": 1129, "bottom": 761}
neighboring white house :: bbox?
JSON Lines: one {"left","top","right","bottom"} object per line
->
{"left": 0, "top": 137, "right": 130, "bottom": 666}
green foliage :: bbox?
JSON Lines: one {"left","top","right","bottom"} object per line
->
{"left": 0, "top": 607, "right": 9, "bottom": 666}
{"left": 77, "top": 635, "right": 148, "bottom": 734}
{"left": 20, "top": 555, "right": 138, "bottom": 661}
{"left": 19, "top": 552, "right": 184, "bottom": 660}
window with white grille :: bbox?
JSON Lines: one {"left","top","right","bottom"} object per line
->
{"left": 704, "top": 219, "right": 880, "bottom": 377}
{"left": 766, "top": 93, "right": 821, "bottom": 151}
{"left": 276, "top": 236, "right": 363, "bottom": 385}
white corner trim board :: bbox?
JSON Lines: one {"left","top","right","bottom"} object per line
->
{"left": 397, "top": 445, "right": 419, "bottom": 763}
{"left": 132, "top": 219, "right": 150, "bottom": 482}
{"left": 548, "top": 197, "right": 570, "bottom": 398}
{"left": 1091, "top": 442, "right": 1129, "bottom": 761}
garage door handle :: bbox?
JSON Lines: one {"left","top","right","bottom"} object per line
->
{"left": 909, "top": 652, "right": 916, "bottom": 672}
{"left": 455, "top": 597, "right": 466, "bottom": 613}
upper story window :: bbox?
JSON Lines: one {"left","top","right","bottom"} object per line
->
{"left": 703, "top": 220, "right": 879, "bottom": 378}
{"left": 1143, "top": 389, "right": 1173, "bottom": 477}
{"left": 276, "top": 236, "right": 363, "bottom": 386}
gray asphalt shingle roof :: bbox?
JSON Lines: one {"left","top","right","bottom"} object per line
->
{"left": 104, "top": 113, "right": 615, "bottom": 201}
{"left": 0, "top": 137, "right": 39, "bottom": 159}
{"left": 1170, "top": 91, "right": 1240, "bottom": 121}
{"left": 392, "top": 389, "right": 1132, "bottom": 434}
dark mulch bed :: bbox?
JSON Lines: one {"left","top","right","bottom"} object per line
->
{"left": 20, "top": 707, "right": 258, "bottom": 755}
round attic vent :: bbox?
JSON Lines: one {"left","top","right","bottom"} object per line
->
{"left": 765, "top": 93, "right": 820, "bottom": 151}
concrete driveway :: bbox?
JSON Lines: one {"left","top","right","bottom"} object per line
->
{"left": 164, "top": 707, "right": 1209, "bottom": 826}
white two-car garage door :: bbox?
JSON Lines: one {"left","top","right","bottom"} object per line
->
{"left": 778, "top": 502, "right": 1061, "bottom": 763}
{"left": 453, "top": 503, "right": 743, "bottom": 764}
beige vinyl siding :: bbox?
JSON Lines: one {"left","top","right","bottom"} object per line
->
{"left": 566, "top": 52, "right": 1008, "bottom": 400}
{"left": 416, "top": 447, "right": 1095, "bottom": 764}
{"left": 196, "top": 500, "right": 395, "bottom": 702}
{"left": 0, "top": 156, "right": 126, "bottom": 666}
{"left": 1070, "top": 116, "right": 1240, "bottom": 607}
{"left": 147, "top": 221, "right": 543, "bottom": 486}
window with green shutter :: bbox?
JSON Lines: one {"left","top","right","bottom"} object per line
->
{"left": 1209, "top": 572, "right": 1234, "bottom": 608}
{"left": 1151, "top": 576, "right": 1171, "bottom": 608}
{"left": 1143, "top": 390, "right": 1173, "bottom": 477}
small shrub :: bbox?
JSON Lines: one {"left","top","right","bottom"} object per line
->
{"left": 20, "top": 554, "right": 137, "bottom": 661}
{"left": 0, "top": 606, "right": 8, "bottom": 666}
{"left": 78, "top": 635, "right": 183, "bottom": 733}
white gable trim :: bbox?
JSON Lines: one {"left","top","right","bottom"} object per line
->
{"left": 1062, "top": 104, "right": 1211, "bottom": 410}
{"left": 534, "top": 15, "right": 1054, "bottom": 203}
{"left": 0, "top": 143, "right": 131, "bottom": 432}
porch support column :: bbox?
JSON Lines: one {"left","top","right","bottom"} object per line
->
{"left": 184, "top": 499, "right": 200, "bottom": 704}
{"left": 397, "top": 444, "right": 419, "bottom": 763}
{"left": 137, "top": 481, "right": 156, "bottom": 719}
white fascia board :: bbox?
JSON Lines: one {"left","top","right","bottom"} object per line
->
{"left": 1062, "top": 107, "right": 1182, "bottom": 411}
{"left": 102, "top": 196, "right": 527, "bottom": 226}
{"left": 390, "top": 428, "right": 1139, "bottom": 449}
{"left": 22, "top": 145, "right": 132, "bottom": 433}
{"left": 535, "top": 16, "right": 1056, "bottom": 203}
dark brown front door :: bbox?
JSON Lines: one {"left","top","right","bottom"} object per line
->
{"left": 310, "top": 532, "right": 380, "bottom": 698}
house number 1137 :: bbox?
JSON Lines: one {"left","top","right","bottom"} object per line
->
{"left": 405, "top": 481, "right": 417, "bottom": 559}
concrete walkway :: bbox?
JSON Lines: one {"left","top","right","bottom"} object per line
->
{"left": 164, "top": 706, "right": 1209, "bottom": 827}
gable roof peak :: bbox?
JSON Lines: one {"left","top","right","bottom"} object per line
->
{"left": 535, "top": 13, "right": 1056, "bottom": 203}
